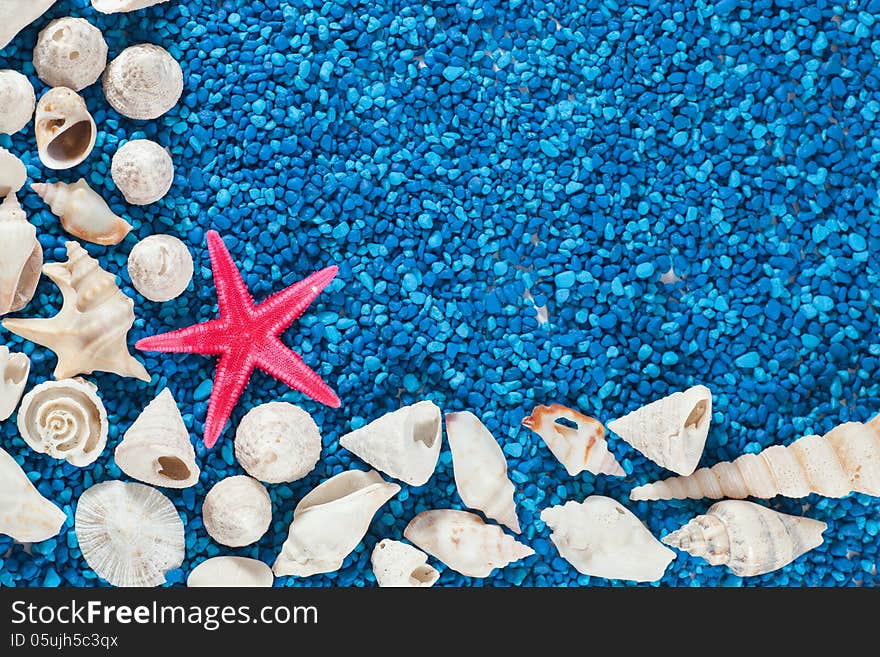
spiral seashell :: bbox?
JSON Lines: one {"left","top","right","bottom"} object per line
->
{"left": 103, "top": 44, "right": 182, "bottom": 120}
{"left": 202, "top": 475, "right": 272, "bottom": 548}
{"left": 0, "top": 147, "right": 26, "bottom": 196}
{"left": 34, "top": 87, "right": 97, "bottom": 170}
{"left": 127, "top": 234, "right": 193, "bottom": 302}
{"left": 0, "top": 194, "right": 42, "bottom": 316}
{"left": 0, "top": 444, "right": 66, "bottom": 543}
{"left": 33, "top": 18, "right": 108, "bottom": 92}
{"left": 371, "top": 539, "right": 439, "bottom": 588}
{"left": 32, "top": 179, "right": 132, "bottom": 246}
{"left": 0, "top": 0, "right": 58, "bottom": 51}
{"left": 0, "top": 70, "right": 35, "bottom": 134}
{"left": 187, "top": 557, "right": 274, "bottom": 588}
{"left": 630, "top": 419, "right": 880, "bottom": 501}
{"left": 235, "top": 402, "right": 322, "bottom": 483}
{"left": 91, "top": 0, "right": 170, "bottom": 14}
{"left": 111, "top": 139, "right": 174, "bottom": 205}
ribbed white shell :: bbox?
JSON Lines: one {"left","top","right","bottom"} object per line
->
{"left": 202, "top": 476, "right": 271, "bottom": 547}
{"left": 234, "top": 402, "right": 322, "bottom": 483}
{"left": 111, "top": 139, "right": 174, "bottom": 205}
{"left": 103, "top": 44, "right": 182, "bottom": 119}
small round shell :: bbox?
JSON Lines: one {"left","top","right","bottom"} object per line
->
{"left": 111, "top": 139, "right": 174, "bottom": 205}
{"left": 34, "top": 87, "right": 97, "bottom": 170}
{"left": 127, "top": 234, "right": 193, "bottom": 302}
{"left": 103, "top": 44, "right": 182, "bottom": 120}
{"left": 202, "top": 475, "right": 272, "bottom": 548}
{"left": 0, "top": 70, "right": 36, "bottom": 135}
{"left": 235, "top": 402, "right": 322, "bottom": 483}
{"left": 33, "top": 17, "right": 108, "bottom": 91}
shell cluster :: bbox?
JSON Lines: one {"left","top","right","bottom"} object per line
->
{"left": 33, "top": 17, "right": 108, "bottom": 91}
{"left": 0, "top": 70, "right": 35, "bottom": 134}
{"left": 127, "top": 234, "right": 193, "bottom": 302}
{"left": 111, "top": 139, "right": 174, "bottom": 205}
{"left": 103, "top": 44, "right": 182, "bottom": 120}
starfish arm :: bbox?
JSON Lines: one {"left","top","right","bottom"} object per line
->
{"left": 135, "top": 319, "right": 227, "bottom": 355}
{"left": 203, "top": 348, "right": 256, "bottom": 448}
{"left": 255, "top": 266, "right": 339, "bottom": 334}
{"left": 206, "top": 230, "right": 256, "bottom": 319}
{"left": 256, "top": 338, "right": 341, "bottom": 408}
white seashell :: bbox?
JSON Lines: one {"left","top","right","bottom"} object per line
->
{"left": 273, "top": 469, "right": 400, "bottom": 577}
{"left": 0, "top": 346, "right": 30, "bottom": 421}
{"left": 446, "top": 411, "right": 520, "bottom": 533}
{"left": 608, "top": 385, "right": 712, "bottom": 475}
{"left": 630, "top": 419, "right": 880, "bottom": 501}
{"left": 540, "top": 496, "right": 674, "bottom": 582}
{"left": 115, "top": 388, "right": 199, "bottom": 488}
{"left": 91, "top": 0, "right": 170, "bottom": 14}
{"left": 17, "top": 378, "right": 108, "bottom": 467}
{"left": 111, "top": 139, "right": 174, "bottom": 205}
{"left": 0, "top": 70, "right": 36, "bottom": 134}
{"left": 663, "top": 500, "right": 827, "bottom": 577}
{"left": 0, "top": 0, "right": 58, "bottom": 51}
{"left": 371, "top": 539, "right": 439, "bottom": 588}
{"left": 32, "top": 179, "right": 132, "bottom": 246}
{"left": 339, "top": 401, "right": 442, "bottom": 486}
{"left": 0, "top": 445, "right": 66, "bottom": 542}
{"left": 34, "top": 87, "right": 97, "bottom": 170}
{"left": 33, "top": 18, "right": 108, "bottom": 92}
{"left": 0, "top": 147, "right": 27, "bottom": 196}
{"left": 202, "top": 475, "right": 271, "bottom": 548}
{"left": 127, "top": 234, "right": 193, "bottom": 302}
{"left": 75, "top": 480, "right": 184, "bottom": 587}
{"left": 103, "top": 44, "right": 182, "bottom": 120}
{"left": 234, "top": 402, "right": 322, "bottom": 483}
{"left": 404, "top": 509, "right": 534, "bottom": 578}
{"left": 2, "top": 241, "right": 151, "bottom": 382}
{"left": 0, "top": 194, "right": 42, "bottom": 316}
{"left": 521, "top": 404, "right": 624, "bottom": 477}
{"left": 187, "top": 557, "right": 274, "bottom": 588}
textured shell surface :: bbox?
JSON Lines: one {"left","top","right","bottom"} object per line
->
{"left": 34, "top": 87, "right": 97, "bottom": 170}
{"left": 521, "top": 403, "right": 624, "bottom": 477}
{"left": 0, "top": 194, "right": 43, "bottom": 316}
{"left": 111, "top": 139, "right": 174, "bottom": 205}
{"left": 0, "top": 346, "right": 30, "bottom": 421}
{"left": 0, "top": 70, "right": 36, "bottom": 134}
{"left": 0, "top": 0, "right": 58, "bottom": 50}
{"left": 0, "top": 147, "right": 27, "bottom": 196}
{"left": 273, "top": 469, "right": 400, "bottom": 577}
{"left": 2, "top": 241, "right": 151, "bottom": 381}
{"left": 234, "top": 402, "right": 322, "bottom": 483}
{"left": 540, "top": 496, "right": 674, "bottom": 582}
{"left": 202, "top": 476, "right": 272, "bottom": 548}
{"left": 32, "top": 179, "right": 132, "bottom": 246}
{"left": 607, "top": 385, "right": 712, "bottom": 476}
{"left": 446, "top": 411, "right": 520, "bottom": 533}
{"left": 91, "top": 0, "right": 170, "bottom": 15}
{"left": 187, "top": 557, "right": 274, "bottom": 588}
{"left": 339, "top": 400, "right": 442, "bottom": 486}
{"left": 75, "top": 480, "right": 184, "bottom": 587}
{"left": 0, "top": 445, "right": 66, "bottom": 543}
{"left": 115, "top": 388, "right": 200, "bottom": 488}
{"left": 663, "top": 500, "right": 827, "bottom": 577}
{"left": 403, "top": 509, "right": 534, "bottom": 578}
{"left": 371, "top": 539, "right": 439, "bottom": 588}
{"left": 33, "top": 17, "right": 108, "bottom": 91}
{"left": 127, "top": 234, "right": 193, "bottom": 302}
{"left": 103, "top": 44, "right": 182, "bottom": 120}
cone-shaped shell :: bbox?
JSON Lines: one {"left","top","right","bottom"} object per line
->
{"left": 0, "top": 70, "right": 36, "bottom": 134}
{"left": 103, "top": 44, "right": 182, "bottom": 120}
{"left": 371, "top": 539, "right": 439, "bottom": 588}
{"left": 273, "top": 469, "right": 400, "bottom": 577}
{"left": 91, "top": 0, "right": 170, "bottom": 15}
{"left": 35, "top": 87, "right": 97, "bottom": 170}
{"left": 0, "top": 0, "right": 59, "bottom": 51}
{"left": 446, "top": 411, "right": 520, "bottom": 532}
{"left": 0, "top": 445, "right": 66, "bottom": 543}
{"left": 0, "top": 147, "right": 26, "bottom": 196}
{"left": 0, "top": 194, "right": 43, "bottom": 316}
{"left": 187, "top": 557, "right": 274, "bottom": 588}
{"left": 608, "top": 385, "right": 712, "bottom": 475}
{"left": 32, "top": 179, "right": 132, "bottom": 246}
{"left": 0, "top": 346, "right": 30, "bottom": 421}
{"left": 33, "top": 17, "right": 108, "bottom": 91}
{"left": 114, "top": 388, "right": 199, "bottom": 488}
{"left": 339, "top": 401, "right": 442, "bottom": 486}
{"left": 663, "top": 500, "right": 827, "bottom": 577}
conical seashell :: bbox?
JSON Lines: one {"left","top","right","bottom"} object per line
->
{"left": 17, "top": 378, "right": 108, "bottom": 467}
{"left": 75, "top": 480, "right": 184, "bottom": 587}
{"left": 371, "top": 539, "right": 439, "bottom": 588}
{"left": 540, "top": 496, "right": 674, "bottom": 582}
{"left": 0, "top": 147, "right": 26, "bottom": 196}
{"left": 608, "top": 385, "right": 712, "bottom": 475}
{"left": 2, "top": 241, "right": 151, "bottom": 382}
{"left": 0, "top": 194, "right": 42, "bottom": 316}
{"left": 127, "top": 234, "right": 193, "bottom": 302}
{"left": 0, "top": 445, "right": 66, "bottom": 542}
{"left": 521, "top": 404, "right": 624, "bottom": 477}
{"left": 33, "top": 18, "right": 108, "bottom": 92}
{"left": 34, "top": 87, "right": 97, "bottom": 170}
{"left": 663, "top": 500, "right": 827, "bottom": 577}
{"left": 111, "top": 139, "right": 174, "bottom": 205}
{"left": 32, "top": 179, "right": 132, "bottom": 246}
{"left": 0, "top": 0, "right": 58, "bottom": 51}
{"left": 630, "top": 419, "right": 880, "bottom": 501}
{"left": 103, "top": 44, "right": 182, "bottom": 120}
{"left": 404, "top": 509, "right": 534, "bottom": 578}
{"left": 0, "top": 346, "right": 29, "bottom": 421}
{"left": 202, "top": 475, "right": 272, "bottom": 548}
{"left": 273, "top": 469, "right": 400, "bottom": 577}
{"left": 91, "top": 0, "right": 170, "bottom": 14}
{"left": 446, "top": 411, "right": 520, "bottom": 533}
{"left": 235, "top": 402, "right": 322, "bottom": 483}
{"left": 187, "top": 557, "right": 274, "bottom": 588}
{"left": 339, "top": 401, "right": 442, "bottom": 486}
{"left": 114, "top": 388, "right": 200, "bottom": 488}
{"left": 0, "top": 70, "right": 36, "bottom": 134}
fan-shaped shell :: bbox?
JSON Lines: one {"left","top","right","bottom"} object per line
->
{"left": 187, "top": 557, "right": 274, "bottom": 588}
{"left": 371, "top": 539, "right": 439, "bottom": 587}
{"left": 0, "top": 445, "right": 66, "bottom": 543}
{"left": 111, "top": 139, "right": 174, "bottom": 205}
{"left": 202, "top": 475, "right": 272, "bottom": 548}
{"left": 0, "top": 193, "right": 43, "bottom": 316}
{"left": 127, "top": 234, "right": 193, "bottom": 302}
{"left": 32, "top": 179, "right": 132, "bottom": 246}
{"left": 0, "top": 1, "right": 58, "bottom": 51}
{"left": 103, "top": 44, "right": 182, "bottom": 120}
{"left": 91, "top": 0, "right": 170, "bottom": 14}
{"left": 234, "top": 402, "right": 322, "bottom": 483}
{"left": 0, "top": 70, "right": 36, "bottom": 134}
{"left": 33, "top": 17, "right": 108, "bottom": 91}
{"left": 34, "top": 87, "right": 97, "bottom": 170}
{"left": 0, "top": 346, "right": 29, "bottom": 421}
{"left": 0, "top": 147, "right": 27, "bottom": 196}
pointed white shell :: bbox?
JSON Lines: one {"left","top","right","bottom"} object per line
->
{"left": 103, "top": 44, "right": 182, "bottom": 120}
{"left": 115, "top": 388, "right": 199, "bottom": 488}
{"left": 0, "top": 147, "right": 27, "bottom": 196}
{"left": 540, "top": 496, "right": 674, "bottom": 582}
{"left": 111, "top": 139, "right": 174, "bottom": 205}
{"left": 33, "top": 18, "right": 108, "bottom": 91}
{"left": 0, "top": 0, "right": 58, "bottom": 51}
{"left": 0, "top": 346, "right": 30, "bottom": 421}
{"left": 127, "top": 234, "right": 193, "bottom": 302}
{"left": 339, "top": 401, "right": 442, "bottom": 486}
{"left": 0, "top": 445, "right": 66, "bottom": 542}
{"left": 608, "top": 385, "right": 712, "bottom": 475}
{"left": 91, "top": 0, "right": 170, "bottom": 14}
{"left": 187, "top": 557, "right": 274, "bottom": 588}
{"left": 446, "top": 411, "right": 520, "bottom": 532}
{"left": 0, "top": 193, "right": 43, "bottom": 316}
{"left": 273, "top": 469, "right": 400, "bottom": 577}
{"left": 34, "top": 87, "right": 97, "bottom": 170}
{"left": 202, "top": 475, "right": 271, "bottom": 548}
{"left": 235, "top": 402, "right": 322, "bottom": 483}
{"left": 32, "top": 179, "right": 132, "bottom": 246}
{"left": 0, "top": 70, "right": 36, "bottom": 134}
{"left": 371, "top": 539, "right": 439, "bottom": 588}
{"left": 75, "top": 480, "right": 184, "bottom": 587}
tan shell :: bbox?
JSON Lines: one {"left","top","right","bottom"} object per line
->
{"left": 127, "top": 234, "right": 193, "bottom": 302}
{"left": 0, "top": 0, "right": 59, "bottom": 51}
{"left": 33, "top": 18, "right": 108, "bottom": 91}
{"left": 234, "top": 402, "right": 322, "bottom": 483}
{"left": 0, "top": 194, "right": 43, "bottom": 316}
{"left": 91, "top": 0, "right": 170, "bottom": 14}
{"left": 187, "top": 557, "right": 274, "bottom": 588}
{"left": 103, "top": 44, "right": 182, "bottom": 120}
{"left": 111, "top": 139, "right": 174, "bottom": 205}
{"left": 0, "top": 147, "right": 27, "bottom": 196}
{"left": 202, "top": 475, "right": 272, "bottom": 548}
{"left": 0, "top": 444, "right": 66, "bottom": 543}
{"left": 0, "top": 70, "right": 36, "bottom": 134}
{"left": 371, "top": 539, "right": 439, "bottom": 588}
{"left": 0, "top": 346, "right": 29, "bottom": 421}
{"left": 34, "top": 87, "right": 97, "bottom": 170}
{"left": 32, "top": 179, "right": 132, "bottom": 246}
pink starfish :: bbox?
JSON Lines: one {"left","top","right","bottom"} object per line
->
{"left": 136, "top": 230, "right": 341, "bottom": 448}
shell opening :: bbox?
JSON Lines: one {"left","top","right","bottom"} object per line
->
{"left": 47, "top": 120, "right": 93, "bottom": 163}
{"left": 412, "top": 410, "right": 440, "bottom": 448}
{"left": 684, "top": 399, "right": 710, "bottom": 429}
{"left": 554, "top": 416, "right": 579, "bottom": 430}
{"left": 409, "top": 565, "right": 436, "bottom": 585}
{"left": 157, "top": 456, "right": 192, "bottom": 481}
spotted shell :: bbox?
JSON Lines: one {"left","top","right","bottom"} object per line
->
{"left": 33, "top": 17, "right": 108, "bottom": 91}
{"left": 111, "top": 139, "right": 174, "bottom": 205}
{"left": 103, "top": 44, "right": 182, "bottom": 120}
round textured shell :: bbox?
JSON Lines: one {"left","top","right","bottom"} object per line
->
{"left": 202, "top": 475, "right": 272, "bottom": 548}
{"left": 127, "top": 234, "right": 193, "bottom": 302}
{"left": 235, "top": 402, "right": 322, "bottom": 483}
{"left": 111, "top": 139, "right": 174, "bottom": 205}
{"left": 0, "top": 70, "right": 36, "bottom": 135}
{"left": 103, "top": 44, "right": 182, "bottom": 120}
{"left": 33, "top": 17, "right": 108, "bottom": 91}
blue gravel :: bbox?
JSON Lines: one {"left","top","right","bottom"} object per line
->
{"left": 1, "top": 0, "right": 879, "bottom": 588}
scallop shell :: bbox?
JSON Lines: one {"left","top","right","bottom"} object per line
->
{"left": 202, "top": 475, "right": 272, "bottom": 548}
{"left": 187, "top": 557, "right": 274, "bottom": 588}
{"left": 0, "top": 194, "right": 42, "bottom": 316}
{"left": 91, "top": 0, "right": 170, "bottom": 14}
{"left": 33, "top": 17, "right": 108, "bottom": 91}
{"left": 127, "top": 234, "right": 193, "bottom": 302}
{"left": 111, "top": 139, "right": 174, "bottom": 205}
{"left": 103, "top": 44, "right": 182, "bottom": 120}
{"left": 0, "top": 444, "right": 66, "bottom": 543}
{"left": 75, "top": 480, "right": 184, "bottom": 587}
{"left": 34, "top": 87, "right": 97, "bottom": 170}
{"left": 0, "top": 70, "right": 36, "bottom": 134}
{"left": 0, "top": 0, "right": 59, "bottom": 51}
{"left": 234, "top": 402, "right": 322, "bottom": 483}
{"left": 371, "top": 539, "right": 439, "bottom": 588}
{"left": 0, "top": 147, "right": 27, "bottom": 196}
{"left": 0, "top": 346, "right": 30, "bottom": 421}
{"left": 32, "top": 179, "right": 132, "bottom": 246}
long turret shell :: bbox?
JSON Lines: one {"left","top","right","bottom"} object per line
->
{"left": 0, "top": 194, "right": 42, "bottom": 316}
{"left": 0, "top": 0, "right": 58, "bottom": 51}
{"left": 187, "top": 557, "right": 274, "bottom": 588}
{"left": 0, "top": 70, "right": 36, "bottom": 134}
{"left": 127, "top": 234, "right": 193, "bottom": 302}
{"left": 33, "top": 18, "right": 108, "bottom": 91}
{"left": 663, "top": 500, "right": 827, "bottom": 577}
{"left": 0, "top": 445, "right": 66, "bottom": 543}
{"left": 0, "top": 346, "right": 30, "bottom": 421}
{"left": 0, "top": 148, "right": 27, "bottom": 196}
{"left": 91, "top": 0, "right": 170, "bottom": 14}
{"left": 35, "top": 87, "right": 97, "bottom": 170}
{"left": 32, "top": 179, "right": 132, "bottom": 246}
{"left": 103, "top": 44, "right": 182, "bottom": 120}
{"left": 371, "top": 539, "right": 439, "bottom": 588}
{"left": 111, "top": 139, "right": 174, "bottom": 205}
